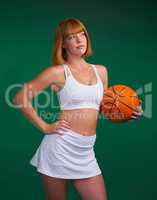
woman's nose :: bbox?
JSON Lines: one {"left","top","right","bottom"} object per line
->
{"left": 76, "top": 35, "right": 82, "bottom": 42}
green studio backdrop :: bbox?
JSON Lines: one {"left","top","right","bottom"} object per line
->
{"left": 1, "top": 0, "right": 155, "bottom": 200}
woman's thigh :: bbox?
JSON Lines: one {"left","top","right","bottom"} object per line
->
{"left": 41, "top": 174, "right": 68, "bottom": 200}
{"left": 71, "top": 174, "right": 108, "bottom": 200}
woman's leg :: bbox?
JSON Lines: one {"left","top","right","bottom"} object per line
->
{"left": 71, "top": 174, "right": 108, "bottom": 200}
{"left": 41, "top": 174, "right": 68, "bottom": 200}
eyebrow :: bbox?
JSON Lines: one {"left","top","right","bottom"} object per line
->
{"left": 68, "top": 31, "right": 84, "bottom": 36}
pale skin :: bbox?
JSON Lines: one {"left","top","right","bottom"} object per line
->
{"left": 14, "top": 30, "right": 143, "bottom": 200}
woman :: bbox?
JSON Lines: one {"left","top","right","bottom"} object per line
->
{"left": 13, "top": 18, "right": 142, "bottom": 200}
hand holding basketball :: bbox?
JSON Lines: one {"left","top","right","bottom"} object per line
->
{"left": 129, "top": 105, "right": 143, "bottom": 122}
{"left": 99, "top": 84, "right": 143, "bottom": 123}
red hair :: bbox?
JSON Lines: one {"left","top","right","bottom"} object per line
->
{"left": 52, "top": 18, "right": 93, "bottom": 65}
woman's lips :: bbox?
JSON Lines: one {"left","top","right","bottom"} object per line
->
{"left": 76, "top": 45, "right": 85, "bottom": 49}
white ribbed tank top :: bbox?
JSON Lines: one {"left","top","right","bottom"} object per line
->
{"left": 56, "top": 63, "right": 104, "bottom": 111}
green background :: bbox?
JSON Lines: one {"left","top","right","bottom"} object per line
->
{"left": 1, "top": 0, "right": 155, "bottom": 199}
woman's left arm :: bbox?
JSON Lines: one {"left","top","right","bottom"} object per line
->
{"left": 96, "top": 65, "right": 108, "bottom": 91}
{"left": 97, "top": 65, "right": 143, "bottom": 121}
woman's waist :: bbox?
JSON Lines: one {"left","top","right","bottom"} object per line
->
{"left": 58, "top": 109, "right": 98, "bottom": 136}
{"left": 59, "top": 108, "right": 98, "bottom": 120}
{"left": 59, "top": 121, "right": 97, "bottom": 136}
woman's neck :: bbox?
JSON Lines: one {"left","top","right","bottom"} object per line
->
{"left": 65, "top": 57, "right": 88, "bottom": 70}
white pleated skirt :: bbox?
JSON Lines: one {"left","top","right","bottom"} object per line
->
{"left": 29, "top": 129, "right": 102, "bottom": 179}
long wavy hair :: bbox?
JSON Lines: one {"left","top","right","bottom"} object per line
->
{"left": 52, "top": 18, "right": 93, "bottom": 65}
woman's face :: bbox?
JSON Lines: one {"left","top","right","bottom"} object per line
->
{"left": 63, "top": 30, "right": 87, "bottom": 58}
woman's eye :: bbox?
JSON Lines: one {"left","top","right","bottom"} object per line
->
{"left": 67, "top": 32, "right": 85, "bottom": 40}
{"left": 68, "top": 35, "right": 75, "bottom": 40}
{"left": 81, "top": 32, "right": 85, "bottom": 36}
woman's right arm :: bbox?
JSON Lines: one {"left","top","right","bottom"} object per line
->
{"left": 13, "top": 66, "right": 71, "bottom": 134}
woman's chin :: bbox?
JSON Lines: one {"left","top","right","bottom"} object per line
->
{"left": 75, "top": 51, "right": 86, "bottom": 57}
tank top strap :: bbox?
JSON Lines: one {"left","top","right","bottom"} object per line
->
{"left": 91, "top": 64, "right": 100, "bottom": 81}
{"left": 62, "top": 64, "right": 72, "bottom": 79}
{"left": 63, "top": 63, "right": 100, "bottom": 82}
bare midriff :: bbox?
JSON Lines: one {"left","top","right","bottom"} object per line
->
{"left": 58, "top": 109, "right": 99, "bottom": 136}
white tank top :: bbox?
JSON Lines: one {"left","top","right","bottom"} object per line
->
{"left": 56, "top": 63, "right": 104, "bottom": 111}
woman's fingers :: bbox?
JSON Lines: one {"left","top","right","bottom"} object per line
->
{"left": 128, "top": 105, "right": 143, "bottom": 122}
{"left": 132, "top": 111, "right": 142, "bottom": 116}
{"left": 136, "top": 105, "right": 142, "bottom": 111}
{"left": 131, "top": 115, "right": 138, "bottom": 119}
{"left": 56, "top": 120, "right": 72, "bottom": 134}
{"left": 61, "top": 120, "right": 72, "bottom": 129}
{"left": 132, "top": 105, "right": 143, "bottom": 116}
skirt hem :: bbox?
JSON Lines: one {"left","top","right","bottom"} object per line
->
{"left": 30, "top": 129, "right": 101, "bottom": 179}
{"left": 35, "top": 166, "right": 102, "bottom": 179}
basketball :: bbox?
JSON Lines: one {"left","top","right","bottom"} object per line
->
{"left": 99, "top": 85, "right": 141, "bottom": 123}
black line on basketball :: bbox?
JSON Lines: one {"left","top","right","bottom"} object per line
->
{"left": 118, "top": 100, "right": 137, "bottom": 112}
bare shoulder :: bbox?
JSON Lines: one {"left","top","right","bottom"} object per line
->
{"left": 28, "top": 64, "right": 64, "bottom": 92}
{"left": 13, "top": 64, "right": 65, "bottom": 102}
{"left": 41, "top": 64, "right": 64, "bottom": 77}
{"left": 95, "top": 64, "right": 108, "bottom": 80}
{"left": 95, "top": 64, "right": 107, "bottom": 73}
{"left": 34, "top": 64, "right": 64, "bottom": 83}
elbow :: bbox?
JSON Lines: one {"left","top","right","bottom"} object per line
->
{"left": 13, "top": 92, "right": 33, "bottom": 108}
{"left": 13, "top": 83, "right": 34, "bottom": 106}
{"left": 13, "top": 89, "right": 27, "bottom": 106}
{"left": 13, "top": 92, "right": 22, "bottom": 106}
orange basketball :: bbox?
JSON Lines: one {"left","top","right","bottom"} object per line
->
{"left": 99, "top": 85, "right": 141, "bottom": 123}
